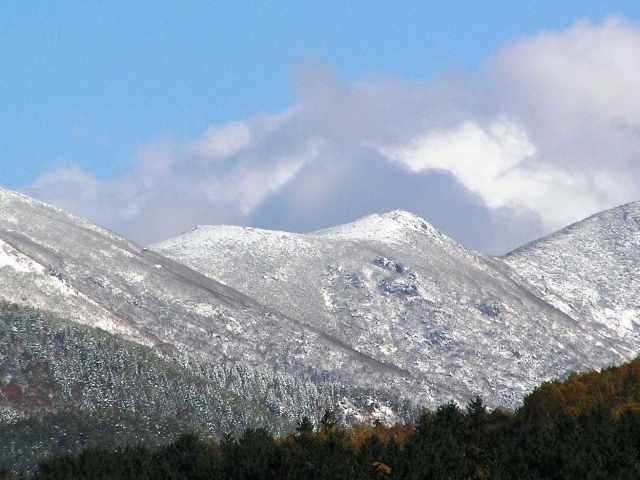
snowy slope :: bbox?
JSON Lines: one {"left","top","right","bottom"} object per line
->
{"left": 0, "top": 187, "right": 423, "bottom": 405}
{"left": 3, "top": 183, "right": 638, "bottom": 412}
{"left": 503, "top": 201, "right": 640, "bottom": 345}
{"left": 152, "top": 211, "right": 636, "bottom": 408}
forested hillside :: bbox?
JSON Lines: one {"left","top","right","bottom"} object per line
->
{"left": 17, "top": 356, "right": 640, "bottom": 479}
{"left": 0, "top": 302, "right": 414, "bottom": 474}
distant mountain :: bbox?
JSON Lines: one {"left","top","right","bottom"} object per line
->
{"left": 503, "top": 201, "right": 640, "bottom": 347}
{"left": 0, "top": 188, "right": 410, "bottom": 411}
{"left": 151, "top": 210, "right": 637, "bottom": 409}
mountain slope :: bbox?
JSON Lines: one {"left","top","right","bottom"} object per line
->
{"left": 503, "top": 201, "right": 640, "bottom": 344}
{"left": 0, "top": 301, "right": 289, "bottom": 473}
{"left": 0, "top": 299, "right": 414, "bottom": 473}
{"left": 151, "top": 211, "right": 635, "bottom": 408}
{"left": 0, "top": 187, "right": 424, "bottom": 405}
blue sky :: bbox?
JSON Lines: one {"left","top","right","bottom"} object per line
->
{"left": 3, "top": 2, "right": 640, "bottom": 253}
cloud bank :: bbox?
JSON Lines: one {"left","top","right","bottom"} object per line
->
{"left": 23, "top": 17, "right": 640, "bottom": 254}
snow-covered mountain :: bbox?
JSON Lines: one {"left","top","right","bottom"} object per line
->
{"left": 2, "top": 183, "right": 639, "bottom": 424}
{"left": 0, "top": 187, "right": 410, "bottom": 426}
{"left": 503, "top": 201, "right": 640, "bottom": 346}
{"left": 0, "top": 187, "right": 420, "bottom": 377}
{"left": 151, "top": 210, "right": 638, "bottom": 408}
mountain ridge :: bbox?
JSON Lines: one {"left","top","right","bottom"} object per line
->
{"left": 0, "top": 186, "right": 398, "bottom": 374}
{"left": 1, "top": 184, "right": 639, "bottom": 437}
{"left": 152, "top": 204, "right": 639, "bottom": 408}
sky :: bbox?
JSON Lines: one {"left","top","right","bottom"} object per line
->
{"left": 2, "top": 2, "right": 640, "bottom": 254}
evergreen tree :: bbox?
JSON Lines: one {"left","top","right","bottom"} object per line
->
{"left": 296, "top": 416, "right": 315, "bottom": 434}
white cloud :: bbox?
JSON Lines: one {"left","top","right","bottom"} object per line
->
{"left": 485, "top": 16, "right": 640, "bottom": 227}
{"left": 493, "top": 17, "right": 640, "bottom": 138}
{"left": 26, "top": 165, "right": 102, "bottom": 212}
{"left": 185, "top": 121, "right": 251, "bottom": 161}
{"left": 203, "top": 158, "right": 307, "bottom": 215}
{"left": 375, "top": 16, "right": 640, "bottom": 233}
{"left": 21, "top": 17, "right": 640, "bottom": 252}
{"left": 23, "top": 109, "right": 317, "bottom": 244}
{"left": 380, "top": 120, "right": 537, "bottom": 207}
{"left": 377, "top": 115, "right": 636, "bottom": 231}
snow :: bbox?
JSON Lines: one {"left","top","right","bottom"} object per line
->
{"left": 0, "top": 239, "right": 44, "bottom": 274}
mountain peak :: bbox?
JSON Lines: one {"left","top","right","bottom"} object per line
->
{"left": 311, "top": 210, "right": 448, "bottom": 245}
{"left": 153, "top": 210, "right": 455, "bottom": 251}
